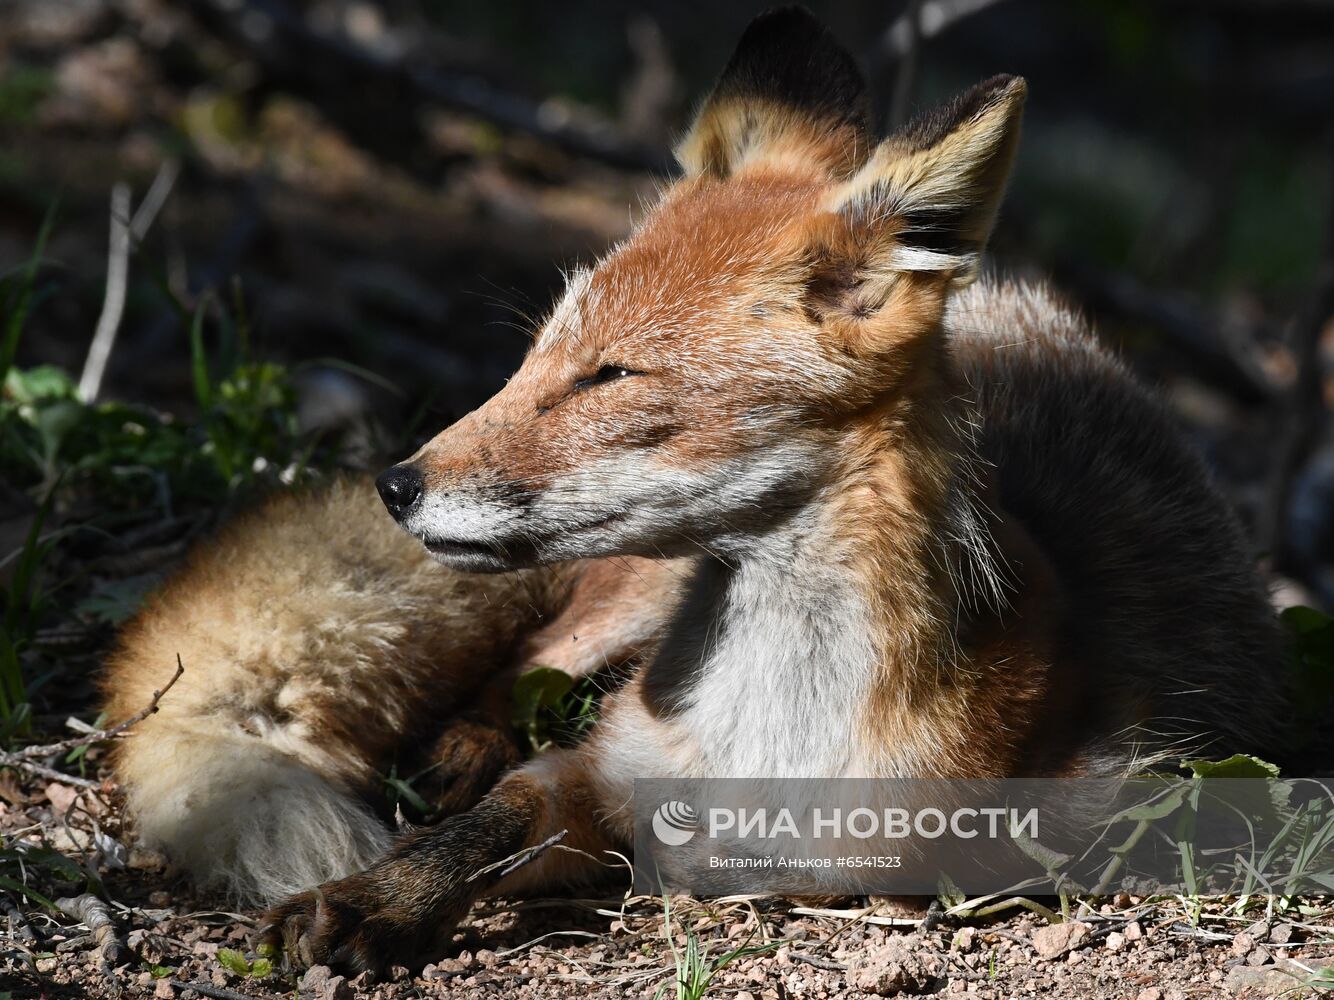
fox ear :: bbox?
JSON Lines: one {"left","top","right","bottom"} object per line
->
{"left": 827, "top": 74, "right": 1026, "bottom": 286}
{"left": 676, "top": 7, "right": 870, "bottom": 180}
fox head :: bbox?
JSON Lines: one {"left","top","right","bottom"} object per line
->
{"left": 378, "top": 8, "right": 1025, "bottom": 571}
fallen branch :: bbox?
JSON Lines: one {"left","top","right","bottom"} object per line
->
{"left": 57, "top": 893, "right": 125, "bottom": 974}
{"left": 495, "top": 929, "right": 605, "bottom": 960}
{"left": 0, "top": 657, "right": 184, "bottom": 784}
{"left": 6, "top": 759, "right": 100, "bottom": 790}
{"left": 2, "top": 894, "right": 38, "bottom": 947}
{"left": 169, "top": 981, "right": 263, "bottom": 1000}
{"left": 949, "top": 894, "right": 1060, "bottom": 923}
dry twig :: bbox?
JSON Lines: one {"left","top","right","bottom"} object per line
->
{"left": 2, "top": 894, "right": 38, "bottom": 947}
{"left": 0, "top": 657, "right": 184, "bottom": 784}
{"left": 129, "top": 158, "right": 181, "bottom": 243}
{"left": 168, "top": 981, "right": 263, "bottom": 1000}
{"left": 77, "top": 183, "right": 131, "bottom": 404}
{"left": 789, "top": 904, "right": 923, "bottom": 928}
{"left": 78, "top": 159, "right": 181, "bottom": 402}
{"left": 6, "top": 759, "right": 100, "bottom": 790}
{"left": 467, "top": 829, "right": 568, "bottom": 883}
{"left": 789, "top": 949, "right": 847, "bottom": 972}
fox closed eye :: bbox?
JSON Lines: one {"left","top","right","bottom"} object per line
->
{"left": 572, "top": 365, "right": 641, "bottom": 392}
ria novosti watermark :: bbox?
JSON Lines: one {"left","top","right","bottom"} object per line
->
{"left": 654, "top": 799, "right": 1039, "bottom": 843}
{"left": 632, "top": 776, "right": 1334, "bottom": 896}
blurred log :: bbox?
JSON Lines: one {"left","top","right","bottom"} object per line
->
{"left": 1053, "top": 258, "right": 1277, "bottom": 405}
{"left": 178, "top": 0, "right": 675, "bottom": 177}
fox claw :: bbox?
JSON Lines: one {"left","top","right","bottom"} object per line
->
{"left": 254, "top": 880, "right": 410, "bottom": 976}
{"left": 256, "top": 865, "right": 465, "bottom": 975}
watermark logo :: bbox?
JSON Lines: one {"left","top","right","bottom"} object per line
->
{"left": 652, "top": 800, "right": 699, "bottom": 846}
{"left": 634, "top": 776, "right": 1334, "bottom": 896}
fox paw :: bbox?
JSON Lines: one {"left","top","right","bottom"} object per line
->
{"left": 256, "top": 867, "right": 463, "bottom": 974}
{"left": 419, "top": 717, "right": 520, "bottom": 817}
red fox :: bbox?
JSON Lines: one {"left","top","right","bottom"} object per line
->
{"left": 103, "top": 8, "right": 1289, "bottom": 972}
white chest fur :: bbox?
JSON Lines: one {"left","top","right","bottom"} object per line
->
{"left": 683, "top": 556, "right": 873, "bottom": 777}
{"left": 636, "top": 517, "right": 879, "bottom": 780}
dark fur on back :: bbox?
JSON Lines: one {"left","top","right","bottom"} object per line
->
{"left": 948, "top": 280, "right": 1290, "bottom": 765}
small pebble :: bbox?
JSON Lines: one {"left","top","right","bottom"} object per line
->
{"left": 1247, "top": 946, "right": 1271, "bottom": 967}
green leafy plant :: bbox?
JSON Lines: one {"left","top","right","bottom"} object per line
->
{"left": 217, "top": 946, "right": 274, "bottom": 979}
{"left": 2, "top": 347, "right": 308, "bottom": 510}
{"left": 1297, "top": 965, "right": 1334, "bottom": 993}
{"left": 654, "top": 895, "right": 781, "bottom": 1000}
{"left": 382, "top": 759, "right": 434, "bottom": 815}
{"left": 1, "top": 213, "right": 321, "bottom": 514}
{"left": 511, "top": 666, "right": 601, "bottom": 754}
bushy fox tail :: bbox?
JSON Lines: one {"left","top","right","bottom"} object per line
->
{"left": 112, "top": 720, "right": 392, "bottom": 903}
{"left": 102, "top": 476, "right": 559, "bottom": 904}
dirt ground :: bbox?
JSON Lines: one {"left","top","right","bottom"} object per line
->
{"left": 3, "top": 770, "right": 1333, "bottom": 1000}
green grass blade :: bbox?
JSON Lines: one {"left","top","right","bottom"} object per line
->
{"left": 3, "top": 489, "right": 54, "bottom": 636}
{"left": 0, "top": 200, "right": 58, "bottom": 389}
{"left": 0, "top": 873, "right": 58, "bottom": 912}
{"left": 189, "top": 300, "right": 213, "bottom": 411}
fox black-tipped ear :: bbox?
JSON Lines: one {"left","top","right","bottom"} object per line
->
{"left": 827, "top": 74, "right": 1027, "bottom": 285}
{"left": 676, "top": 7, "right": 871, "bottom": 180}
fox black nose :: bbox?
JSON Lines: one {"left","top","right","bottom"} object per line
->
{"left": 376, "top": 464, "right": 423, "bottom": 520}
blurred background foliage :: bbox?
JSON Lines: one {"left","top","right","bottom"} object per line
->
{"left": 0, "top": 0, "right": 1333, "bottom": 732}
